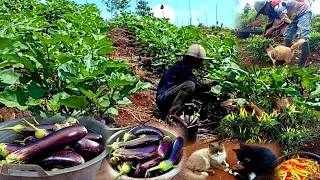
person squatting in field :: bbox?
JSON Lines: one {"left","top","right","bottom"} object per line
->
{"left": 254, "top": 0, "right": 313, "bottom": 67}
{"left": 156, "top": 44, "right": 212, "bottom": 116}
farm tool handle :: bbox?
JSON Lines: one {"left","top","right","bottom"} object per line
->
{"left": 0, "top": 164, "right": 49, "bottom": 177}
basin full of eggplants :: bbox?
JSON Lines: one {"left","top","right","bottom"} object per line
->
{"left": 107, "top": 126, "right": 184, "bottom": 179}
{"left": 0, "top": 117, "right": 104, "bottom": 171}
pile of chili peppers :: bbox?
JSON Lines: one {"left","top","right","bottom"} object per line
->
{"left": 274, "top": 155, "right": 320, "bottom": 180}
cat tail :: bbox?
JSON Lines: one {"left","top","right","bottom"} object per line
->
{"left": 290, "top": 39, "right": 306, "bottom": 50}
{"left": 183, "top": 168, "right": 209, "bottom": 180}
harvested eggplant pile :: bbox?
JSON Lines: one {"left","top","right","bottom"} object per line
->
{"left": 107, "top": 126, "right": 184, "bottom": 179}
{"left": 167, "top": 103, "right": 201, "bottom": 128}
{"left": 0, "top": 117, "right": 104, "bottom": 171}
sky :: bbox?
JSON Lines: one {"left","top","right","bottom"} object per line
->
{"left": 72, "top": 0, "right": 320, "bottom": 28}
{"left": 73, "top": 0, "right": 238, "bottom": 28}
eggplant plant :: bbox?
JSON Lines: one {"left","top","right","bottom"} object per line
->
{"left": 0, "top": 0, "right": 152, "bottom": 118}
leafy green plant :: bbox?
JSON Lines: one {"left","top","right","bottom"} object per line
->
{"left": 236, "top": 11, "right": 258, "bottom": 28}
{"left": 109, "top": 12, "right": 239, "bottom": 69}
{"left": 220, "top": 103, "right": 317, "bottom": 153}
{"left": 309, "top": 32, "right": 320, "bottom": 51}
{"left": 245, "top": 35, "right": 275, "bottom": 61}
{"left": 312, "top": 15, "right": 320, "bottom": 32}
{"left": 0, "top": 0, "right": 151, "bottom": 118}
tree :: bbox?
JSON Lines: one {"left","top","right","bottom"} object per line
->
{"left": 102, "top": 0, "right": 131, "bottom": 17}
{"left": 136, "top": 0, "right": 153, "bottom": 16}
{"left": 243, "top": 2, "right": 251, "bottom": 14}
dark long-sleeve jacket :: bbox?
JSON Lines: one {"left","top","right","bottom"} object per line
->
{"left": 156, "top": 61, "right": 202, "bottom": 97}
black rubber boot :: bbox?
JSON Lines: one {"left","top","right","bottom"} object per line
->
{"left": 300, "top": 41, "right": 310, "bottom": 67}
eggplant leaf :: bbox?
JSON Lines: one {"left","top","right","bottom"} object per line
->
{"left": 60, "top": 96, "right": 89, "bottom": 109}
{"left": 0, "top": 68, "right": 20, "bottom": 85}
{"left": 0, "top": 88, "right": 28, "bottom": 110}
{"left": 107, "top": 107, "right": 118, "bottom": 115}
{"left": 27, "top": 81, "right": 48, "bottom": 99}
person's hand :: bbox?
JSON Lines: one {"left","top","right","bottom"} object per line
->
{"left": 264, "top": 27, "right": 276, "bottom": 37}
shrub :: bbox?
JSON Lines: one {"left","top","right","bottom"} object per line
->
{"left": 309, "top": 32, "right": 320, "bottom": 51}
{"left": 219, "top": 103, "right": 318, "bottom": 153}
{"left": 0, "top": 0, "right": 152, "bottom": 118}
{"left": 245, "top": 35, "right": 275, "bottom": 61}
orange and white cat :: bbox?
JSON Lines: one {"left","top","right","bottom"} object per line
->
{"left": 184, "top": 141, "right": 229, "bottom": 180}
{"left": 267, "top": 39, "right": 306, "bottom": 66}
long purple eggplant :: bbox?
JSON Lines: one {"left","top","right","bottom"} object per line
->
{"left": 0, "top": 143, "right": 21, "bottom": 157}
{"left": 134, "top": 157, "right": 162, "bottom": 177}
{"left": 147, "top": 136, "right": 184, "bottom": 172}
{"left": 85, "top": 133, "right": 102, "bottom": 142}
{"left": 108, "top": 135, "right": 161, "bottom": 150}
{"left": 0, "top": 124, "right": 54, "bottom": 134}
{"left": 134, "top": 137, "right": 173, "bottom": 177}
{"left": 113, "top": 145, "right": 158, "bottom": 161}
{"left": 41, "top": 151, "right": 85, "bottom": 169}
{"left": 73, "top": 138, "right": 104, "bottom": 159}
{"left": 157, "top": 137, "right": 173, "bottom": 158}
{"left": 5, "top": 125, "right": 88, "bottom": 165}
{"left": 123, "top": 126, "right": 165, "bottom": 142}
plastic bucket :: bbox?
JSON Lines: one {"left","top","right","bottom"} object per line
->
{"left": 105, "top": 127, "right": 184, "bottom": 180}
{"left": 177, "top": 123, "right": 198, "bottom": 146}
{"left": 0, "top": 116, "right": 108, "bottom": 180}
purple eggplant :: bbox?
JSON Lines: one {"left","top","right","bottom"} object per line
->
{"left": 5, "top": 125, "right": 88, "bottom": 164}
{"left": 73, "top": 138, "right": 104, "bottom": 159}
{"left": 0, "top": 124, "right": 54, "bottom": 134}
{"left": 123, "top": 126, "right": 165, "bottom": 142}
{"left": 0, "top": 143, "right": 21, "bottom": 157}
{"left": 22, "top": 119, "right": 51, "bottom": 139}
{"left": 41, "top": 151, "right": 85, "bottom": 169}
{"left": 134, "top": 157, "right": 162, "bottom": 177}
{"left": 157, "top": 137, "right": 173, "bottom": 158}
{"left": 113, "top": 145, "right": 158, "bottom": 161}
{"left": 85, "top": 133, "right": 102, "bottom": 142}
{"left": 170, "top": 115, "right": 188, "bottom": 128}
{"left": 108, "top": 135, "right": 161, "bottom": 150}
{"left": 147, "top": 136, "right": 184, "bottom": 173}
{"left": 134, "top": 137, "right": 173, "bottom": 177}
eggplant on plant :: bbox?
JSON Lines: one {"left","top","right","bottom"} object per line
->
{"left": 4, "top": 125, "right": 88, "bottom": 165}
{"left": 123, "top": 126, "right": 165, "bottom": 142}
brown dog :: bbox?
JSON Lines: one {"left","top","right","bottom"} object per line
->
{"left": 267, "top": 39, "right": 306, "bottom": 66}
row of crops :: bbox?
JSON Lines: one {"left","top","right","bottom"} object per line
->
{"left": 0, "top": 0, "right": 320, "bottom": 153}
